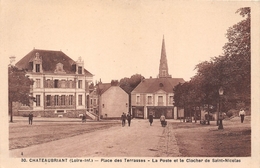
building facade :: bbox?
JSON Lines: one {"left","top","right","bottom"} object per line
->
{"left": 14, "top": 49, "right": 93, "bottom": 117}
{"left": 131, "top": 37, "right": 185, "bottom": 119}
{"left": 88, "top": 82, "right": 129, "bottom": 119}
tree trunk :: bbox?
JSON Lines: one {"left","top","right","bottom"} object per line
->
{"left": 9, "top": 101, "right": 13, "bottom": 122}
{"left": 194, "top": 106, "right": 197, "bottom": 123}
{"left": 207, "top": 104, "right": 210, "bottom": 125}
{"left": 183, "top": 106, "right": 185, "bottom": 122}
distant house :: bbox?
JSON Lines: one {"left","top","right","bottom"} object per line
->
{"left": 131, "top": 37, "right": 185, "bottom": 119}
{"left": 89, "top": 82, "right": 129, "bottom": 119}
{"left": 13, "top": 49, "right": 93, "bottom": 117}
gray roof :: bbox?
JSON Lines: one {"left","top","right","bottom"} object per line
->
{"left": 132, "top": 77, "right": 185, "bottom": 94}
{"left": 15, "top": 49, "right": 93, "bottom": 76}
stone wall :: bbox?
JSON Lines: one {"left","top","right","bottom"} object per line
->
{"left": 15, "top": 109, "right": 86, "bottom": 118}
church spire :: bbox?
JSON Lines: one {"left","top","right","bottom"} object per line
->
{"left": 159, "top": 36, "right": 171, "bottom": 78}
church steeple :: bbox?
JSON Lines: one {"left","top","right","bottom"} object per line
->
{"left": 159, "top": 36, "right": 171, "bottom": 78}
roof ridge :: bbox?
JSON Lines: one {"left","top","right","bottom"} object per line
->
{"left": 33, "top": 48, "right": 64, "bottom": 52}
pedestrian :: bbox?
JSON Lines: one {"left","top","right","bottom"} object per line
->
{"left": 148, "top": 113, "right": 153, "bottom": 126}
{"left": 127, "top": 113, "right": 132, "bottom": 126}
{"left": 28, "top": 112, "right": 33, "bottom": 125}
{"left": 160, "top": 113, "right": 166, "bottom": 127}
{"left": 121, "top": 112, "right": 126, "bottom": 127}
{"left": 239, "top": 108, "right": 246, "bottom": 123}
{"left": 82, "top": 114, "right": 86, "bottom": 123}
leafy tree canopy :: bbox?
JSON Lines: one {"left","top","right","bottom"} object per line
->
{"left": 119, "top": 74, "right": 144, "bottom": 94}
{"left": 173, "top": 7, "right": 251, "bottom": 111}
{"left": 9, "top": 66, "right": 33, "bottom": 105}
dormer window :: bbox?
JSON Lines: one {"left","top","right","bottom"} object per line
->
{"left": 36, "top": 64, "right": 40, "bottom": 72}
{"left": 54, "top": 63, "right": 66, "bottom": 74}
{"left": 78, "top": 66, "right": 82, "bottom": 74}
{"left": 33, "top": 52, "right": 42, "bottom": 73}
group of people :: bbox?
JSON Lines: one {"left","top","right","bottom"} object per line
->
{"left": 149, "top": 113, "right": 166, "bottom": 127}
{"left": 27, "top": 108, "right": 247, "bottom": 125}
{"left": 121, "top": 112, "right": 167, "bottom": 127}
{"left": 121, "top": 112, "right": 131, "bottom": 126}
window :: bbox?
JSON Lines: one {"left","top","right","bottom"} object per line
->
{"left": 69, "top": 95, "right": 73, "bottom": 105}
{"left": 93, "top": 99, "right": 97, "bottom": 105}
{"left": 54, "top": 95, "right": 59, "bottom": 106}
{"left": 69, "top": 80, "right": 73, "bottom": 88}
{"left": 61, "top": 80, "right": 66, "bottom": 88}
{"left": 36, "top": 95, "right": 40, "bottom": 106}
{"left": 90, "top": 99, "right": 93, "bottom": 105}
{"left": 46, "top": 79, "right": 51, "bottom": 88}
{"left": 147, "top": 96, "right": 152, "bottom": 104}
{"left": 158, "top": 96, "right": 163, "bottom": 105}
{"left": 136, "top": 96, "right": 140, "bottom": 104}
{"left": 169, "top": 96, "right": 174, "bottom": 104}
{"left": 36, "top": 64, "right": 40, "bottom": 72}
{"left": 36, "top": 79, "right": 41, "bottom": 88}
{"left": 46, "top": 95, "right": 51, "bottom": 106}
{"left": 78, "top": 95, "right": 82, "bottom": 105}
{"left": 78, "top": 80, "right": 82, "bottom": 88}
{"left": 61, "top": 95, "right": 65, "bottom": 105}
{"left": 78, "top": 66, "right": 82, "bottom": 74}
{"left": 54, "top": 80, "right": 59, "bottom": 88}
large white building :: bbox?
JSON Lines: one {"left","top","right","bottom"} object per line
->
{"left": 14, "top": 49, "right": 93, "bottom": 117}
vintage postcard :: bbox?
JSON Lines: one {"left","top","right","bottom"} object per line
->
{"left": 1, "top": 0, "right": 259, "bottom": 168}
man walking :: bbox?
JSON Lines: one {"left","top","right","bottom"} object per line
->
{"left": 121, "top": 112, "right": 126, "bottom": 127}
{"left": 239, "top": 108, "right": 246, "bottom": 123}
{"left": 127, "top": 113, "right": 132, "bottom": 126}
{"left": 28, "top": 112, "right": 33, "bottom": 125}
{"left": 148, "top": 113, "right": 153, "bottom": 126}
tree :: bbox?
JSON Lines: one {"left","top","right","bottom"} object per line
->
{"left": 173, "top": 7, "right": 251, "bottom": 120}
{"left": 111, "top": 80, "right": 119, "bottom": 86}
{"left": 8, "top": 66, "right": 33, "bottom": 122}
{"left": 119, "top": 74, "right": 144, "bottom": 113}
{"left": 173, "top": 82, "right": 192, "bottom": 120}
{"left": 222, "top": 7, "right": 250, "bottom": 104}
{"left": 119, "top": 74, "right": 144, "bottom": 94}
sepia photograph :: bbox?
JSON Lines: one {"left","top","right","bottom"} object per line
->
{"left": 1, "top": 0, "right": 259, "bottom": 167}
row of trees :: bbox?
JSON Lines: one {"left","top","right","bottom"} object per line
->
{"left": 173, "top": 7, "right": 251, "bottom": 115}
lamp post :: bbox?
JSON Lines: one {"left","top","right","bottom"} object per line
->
{"left": 218, "top": 87, "right": 224, "bottom": 129}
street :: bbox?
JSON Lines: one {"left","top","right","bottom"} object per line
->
{"left": 10, "top": 119, "right": 181, "bottom": 157}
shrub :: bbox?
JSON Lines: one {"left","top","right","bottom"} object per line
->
{"left": 226, "top": 111, "right": 233, "bottom": 118}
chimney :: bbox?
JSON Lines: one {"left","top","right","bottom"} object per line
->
{"left": 9, "top": 55, "right": 16, "bottom": 66}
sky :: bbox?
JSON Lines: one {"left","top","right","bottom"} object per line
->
{"left": 0, "top": 0, "right": 256, "bottom": 83}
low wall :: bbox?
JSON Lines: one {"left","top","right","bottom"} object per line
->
{"left": 15, "top": 110, "right": 86, "bottom": 118}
